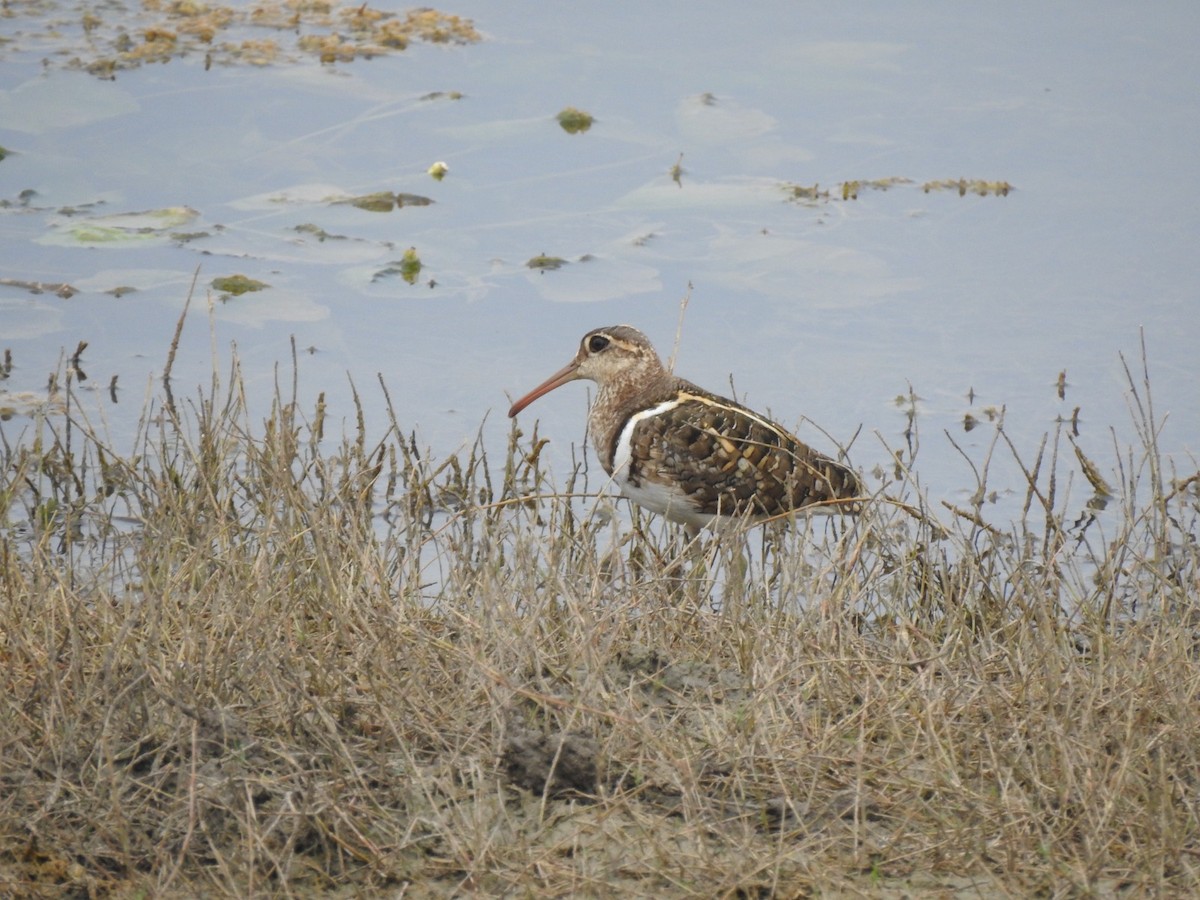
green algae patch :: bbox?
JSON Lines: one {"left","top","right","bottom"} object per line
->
{"left": 396, "top": 193, "right": 435, "bottom": 208}
{"left": 372, "top": 248, "right": 425, "bottom": 285}
{"left": 347, "top": 191, "right": 399, "bottom": 213}
{"left": 783, "top": 177, "right": 1013, "bottom": 206}
{"left": 343, "top": 192, "right": 434, "bottom": 212}
{"left": 784, "top": 178, "right": 913, "bottom": 204}
{"left": 922, "top": 178, "right": 1013, "bottom": 197}
{"left": 784, "top": 183, "right": 830, "bottom": 204}
{"left": 556, "top": 107, "right": 594, "bottom": 134}
{"left": 526, "top": 254, "right": 568, "bottom": 271}
{"left": 294, "top": 223, "right": 346, "bottom": 242}
{"left": 212, "top": 274, "right": 269, "bottom": 296}
{"left": 669, "top": 153, "right": 685, "bottom": 187}
{"left": 840, "top": 177, "right": 914, "bottom": 199}
{"left": 169, "top": 230, "right": 211, "bottom": 244}
{"left": 40, "top": 206, "right": 200, "bottom": 247}
{"left": 398, "top": 247, "right": 423, "bottom": 284}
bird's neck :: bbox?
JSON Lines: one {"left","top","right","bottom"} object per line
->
{"left": 589, "top": 363, "right": 674, "bottom": 474}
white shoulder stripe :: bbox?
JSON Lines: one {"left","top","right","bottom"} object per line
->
{"left": 675, "top": 390, "right": 795, "bottom": 440}
{"left": 611, "top": 398, "right": 685, "bottom": 474}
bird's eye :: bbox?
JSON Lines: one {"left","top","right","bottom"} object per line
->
{"left": 587, "top": 335, "right": 610, "bottom": 353}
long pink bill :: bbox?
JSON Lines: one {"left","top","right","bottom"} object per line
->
{"left": 507, "top": 361, "right": 580, "bottom": 417}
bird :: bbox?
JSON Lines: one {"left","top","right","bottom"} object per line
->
{"left": 507, "top": 325, "right": 862, "bottom": 531}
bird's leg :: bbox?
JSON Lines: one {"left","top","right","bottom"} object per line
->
{"left": 657, "top": 524, "right": 697, "bottom": 585}
{"left": 682, "top": 526, "right": 719, "bottom": 609}
{"left": 643, "top": 523, "right": 713, "bottom": 608}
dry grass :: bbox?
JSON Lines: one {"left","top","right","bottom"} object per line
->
{"left": 2, "top": 338, "right": 1199, "bottom": 898}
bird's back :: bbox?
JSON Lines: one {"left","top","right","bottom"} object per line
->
{"left": 606, "top": 375, "right": 860, "bottom": 526}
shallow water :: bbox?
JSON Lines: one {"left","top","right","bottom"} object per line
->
{"left": 2, "top": 2, "right": 1197, "bottom": 529}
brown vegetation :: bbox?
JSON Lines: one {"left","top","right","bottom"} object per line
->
{"left": 1, "top": 343, "right": 1198, "bottom": 897}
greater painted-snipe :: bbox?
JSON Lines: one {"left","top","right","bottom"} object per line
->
{"left": 508, "top": 325, "right": 862, "bottom": 530}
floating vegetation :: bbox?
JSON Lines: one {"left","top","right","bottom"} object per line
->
{"left": 0, "top": 189, "right": 37, "bottom": 210}
{"left": 0, "top": 277, "right": 78, "bottom": 299}
{"left": 0, "top": 388, "right": 66, "bottom": 419}
{"left": 526, "top": 253, "right": 568, "bottom": 271}
{"left": 170, "top": 230, "right": 211, "bottom": 244}
{"left": 343, "top": 191, "right": 435, "bottom": 212}
{"left": 922, "top": 178, "right": 1013, "bottom": 197}
{"left": 399, "top": 247, "right": 423, "bottom": 284}
{"left": 372, "top": 248, "right": 425, "bottom": 285}
{"left": 784, "top": 183, "right": 830, "bottom": 203}
{"left": 39, "top": 206, "right": 200, "bottom": 247}
{"left": 960, "top": 403, "right": 1002, "bottom": 436}
{"left": 840, "top": 177, "right": 913, "bottom": 199}
{"left": 211, "top": 274, "right": 269, "bottom": 296}
{"left": 670, "top": 153, "right": 685, "bottom": 188}
{"left": 347, "top": 192, "right": 400, "bottom": 213}
{"left": 0, "top": 146, "right": 9, "bottom": 162}
{"left": 783, "top": 177, "right": 1013, "bottom": 205}
{"left": 3, "top": 2, "right": 480, "bottom": 77}
{"left": 427, "top": 161, "right": 449, "bottom": 181}
{"left": 224, "top": 38, "right": 282, "bottom": 66}
{"left": 556, "top": 107, "right": 594, "bottom": 134}
{"left": 293, "top": 223, "right": 346, "bottom": 242}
